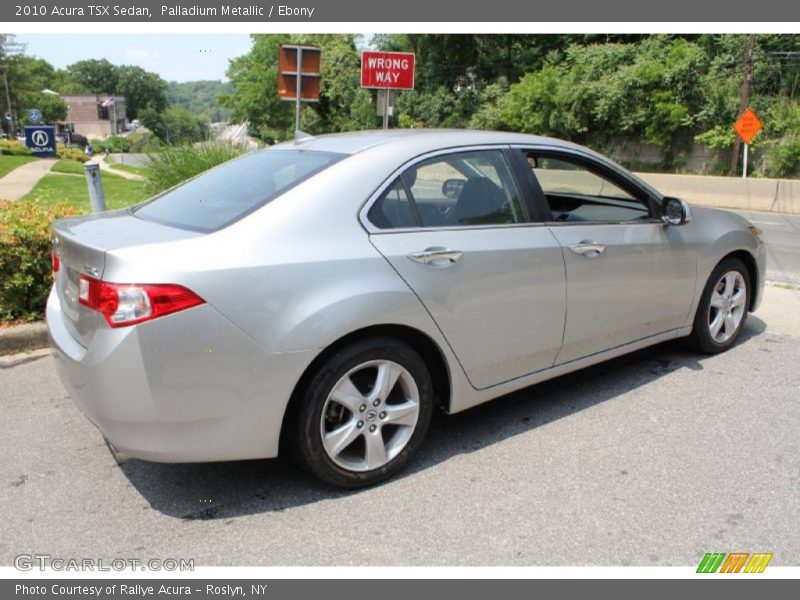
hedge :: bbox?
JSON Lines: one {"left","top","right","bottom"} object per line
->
{"left": 0, "top": 200, "right": 78, "bottom": 322}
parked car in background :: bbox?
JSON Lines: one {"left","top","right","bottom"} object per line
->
{"left": 47, "top": 130, "right": 766, "bottom": 487}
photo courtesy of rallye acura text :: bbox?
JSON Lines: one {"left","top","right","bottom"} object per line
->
{"left": 47, "top": 129, "right": 766, "bottom": 488}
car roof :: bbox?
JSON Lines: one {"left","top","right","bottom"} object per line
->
{"left": 273, "top": 128, "right": 591, "bottom": 157}
{"left": 270, "top": 129, "right": 665, "bottom": 201}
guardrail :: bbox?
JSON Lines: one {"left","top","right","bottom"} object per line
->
{"left": 636, "top": 172, "right": 800, "bottom": 214}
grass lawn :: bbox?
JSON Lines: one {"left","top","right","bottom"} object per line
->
{"left": 50, "top": 159, "right": 87, "bottom": 175}
{"left": 22, "top": 171, "right": 151, "bottom": 212}
{"left": 0, "top": 155, "right": 37, "bottom": 178}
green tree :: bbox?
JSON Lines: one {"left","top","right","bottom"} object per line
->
{"left": 23, "top": 92, "right": 67, "bottom": 123}
{"left": 220, "top": 34, "right": 294, "bottom": 141}
{"left": 140, "top": 106, "right": 208, "bottom": 144}
{"left": 167, "top": 80, "right": 232, "bottom": 122}
{"left": 221, "top": 34, "right": 378, "bottom": 141}
{"left": 290, "top": 34, "right": 378, "bottom": 133}
{"left": 116, "top": 65, "right": 168, "bottom": 119}
{"left": 65, "top": 59, "right": 119, "bottom": 93}
{"left": 479, "top": 36, "right": 715, "bottom": 152}
{"left": 3, "top": 54, "right": 66, "bottom": 127}
{"left": 57, "top": 60, "right": 168, "bottom": 119}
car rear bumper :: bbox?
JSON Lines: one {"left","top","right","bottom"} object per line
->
{"left": 46, "top": 286, "right": 314, "bottom": 463}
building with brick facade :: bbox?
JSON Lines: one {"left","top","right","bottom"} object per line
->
{"left": 58, "top": 94, "right": 127, "bottom": 138}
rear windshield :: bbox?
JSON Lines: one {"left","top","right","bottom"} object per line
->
{"left": 134, "top": 149, "right": 344, "bottom": 232}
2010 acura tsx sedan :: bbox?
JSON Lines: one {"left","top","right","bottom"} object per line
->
{"left": 48, "top": 130, "right": 766, "bottom": 488}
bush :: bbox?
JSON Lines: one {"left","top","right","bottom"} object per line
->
{"left": 140, "top": 106, "right": 209, "bottom": 145}
{"left": 144, "top": 142, "right": 245, "bottom": 193}
{"left": 766, "top": 135, "right": 800, "bottom": 178}
{"left": 91, "top": 135, "right": 132, "bottom": 154}
{"left": 0, "top": 200, "right": 79, "bottom": 322}
{"left": 57, "top": 144, "right": 90, "bottom": 162}
{"left": 0, "top": 145, "right": 33, "bottom": 156}
{"left": 128, "top": 131, "right": 160, "bottom": 153}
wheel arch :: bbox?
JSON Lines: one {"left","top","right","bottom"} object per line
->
{"left": 719, "top": 249, "right": 760, "bottom": 311}
{"left": 278, "top": 323, "right": 452, "bottom": 454}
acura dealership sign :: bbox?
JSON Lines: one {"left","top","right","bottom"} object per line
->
{"left": 24, "top": 125, "right": 57, "bottom": 157}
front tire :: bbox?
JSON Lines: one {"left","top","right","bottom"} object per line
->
{"left": 291, "top": 337, "right": 434, "bottom": 488}
{"left": 689, "top": 257, "right": 751, "bottom": 354}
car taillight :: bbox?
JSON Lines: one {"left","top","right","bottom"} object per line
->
{"left": 51, "top": 237, "right": 60, "bottom": 273}
{"left": 78, "top": 275, "right": 204, "bottom": 327}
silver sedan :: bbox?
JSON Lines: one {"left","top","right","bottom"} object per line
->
{"left": 47, "top": 130, "right": 766, "bottom": 487}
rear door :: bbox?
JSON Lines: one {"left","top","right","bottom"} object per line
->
{"left": 364, "top": 147, "right": 566, "bottom": 390}
{"left": 514, "top": 148, "right": 696, "bottom": 364}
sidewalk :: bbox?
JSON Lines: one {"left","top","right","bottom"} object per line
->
{"left": 0, "top": 158, "right": 57, "bottom": 200}
{"left": 88, "top": 156, "right": 146, "bottom": 181}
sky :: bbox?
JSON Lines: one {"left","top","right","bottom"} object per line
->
{"left": 15, "top": 34, "right": 254, "bottom": 82}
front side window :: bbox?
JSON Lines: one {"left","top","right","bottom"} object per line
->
{"left": 524, "top": 153, "right": 650, "bottom": 223}
{"left": 368, "top": 150, "right": 526, "bottom": 229}
{"left": 135, "top": 149, "right": 343, "bottom": 232}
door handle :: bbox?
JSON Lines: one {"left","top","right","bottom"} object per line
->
{"left": 407, "top": 247, "right": 463, "bottom": 265}
{"left": 569, "top": 241, "right": 606, "bottom": 256}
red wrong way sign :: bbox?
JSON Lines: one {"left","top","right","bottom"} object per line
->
{"left": 361, "top": 51, "right": 415, "bottom": 90}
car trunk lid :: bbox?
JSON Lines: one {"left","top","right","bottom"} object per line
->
{"left": 52, "top": 210, "right": 200, "bottom": 347}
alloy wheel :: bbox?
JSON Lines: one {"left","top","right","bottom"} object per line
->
{"left": 707, "top": 270, "right": 747, "bottom": 344}
{"left": 319, "top": 360, "right": 420, "bottom": 472}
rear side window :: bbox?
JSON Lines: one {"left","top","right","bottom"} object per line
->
{"left": 367, "top": 179, "right": 417, "bottom": 229}
{"left": 134, "top": 149, "right": 343, "bottom": 232}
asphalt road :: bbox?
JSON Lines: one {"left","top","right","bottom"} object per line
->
{"left": 732, "top": 209, "right": 800, "bottom": 285}
{"left": 2, "top": 284, "right": 799, "bottom": 567}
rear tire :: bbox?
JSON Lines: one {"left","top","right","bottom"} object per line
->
{"left": 688, "top": 257, "right": 750, "bottom": 354}
{"left": 290, "top": 337, "right": 434, "bottom": 488}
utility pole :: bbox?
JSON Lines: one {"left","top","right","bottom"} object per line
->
{"left": 1, "top": 66, "right": 15, "bottom": 137}
{"left": 0, "top": 36, "right": 24, "bottom": 138}
{"left": 730, "top": 34, "right": 756, "bottom": 176}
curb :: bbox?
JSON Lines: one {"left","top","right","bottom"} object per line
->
{"left": 0, "top": 321, "right": 49, "bottom": 356}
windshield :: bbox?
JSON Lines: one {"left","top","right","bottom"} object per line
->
{"left": 134, "top": 149, "right": 344, "bottom": 232}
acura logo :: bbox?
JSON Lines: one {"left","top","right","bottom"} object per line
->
{"left": 31, "top": 130, "right": 49, "bottom": 146}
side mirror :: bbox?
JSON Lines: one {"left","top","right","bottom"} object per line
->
{"left": 661, "top": 196, "right": 692, "bottom": 226}
{"left": 442, "top": 178, "right": 466, "bottom": 199}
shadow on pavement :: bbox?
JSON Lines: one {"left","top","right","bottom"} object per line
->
{"left": 118, "top": 315, "right": 767, "bottom": 520}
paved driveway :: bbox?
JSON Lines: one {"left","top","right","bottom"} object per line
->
{"left": 1, "top": 285, "right": 798, "bottom": 567}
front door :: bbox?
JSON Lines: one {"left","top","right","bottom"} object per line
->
{"left": 518, "top": 149, "right": 696, "bottom": 364}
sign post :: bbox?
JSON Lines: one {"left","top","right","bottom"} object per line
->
{"left": 376, "top": 90, "right": 395, "bottom": 129}
{"left": 84, "top": 162, "right": 107, "bottom": 213}
{"left": 733, "top": 108, "right": 763, "bottom": 179}
{"left": 361, "top": 51, "right": 415, "bottom": 129}
{"left": 382, "top": 88, "right": 389, "bottom": 129}
{"left": 277, "top": 44, "right": 321, "bottom": 136}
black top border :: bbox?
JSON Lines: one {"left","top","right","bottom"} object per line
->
{"left": 3, "top": 0, "right": 800, "bottom": 22}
